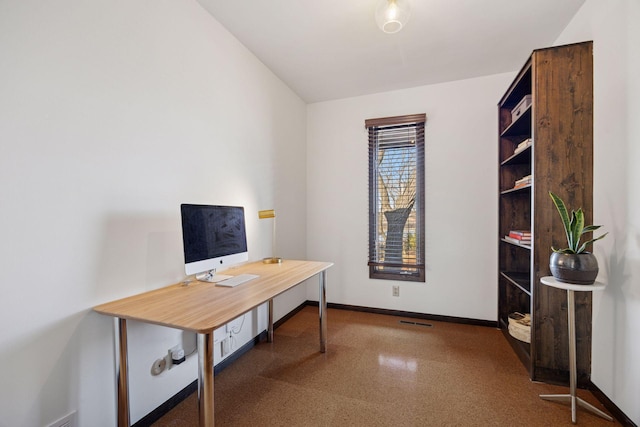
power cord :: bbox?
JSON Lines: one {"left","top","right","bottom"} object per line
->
{"left": 228, "top": 314, "right": 246, "bottom": 351}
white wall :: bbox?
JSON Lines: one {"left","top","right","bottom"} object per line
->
{"left": 553, "top": 0, "right": 640, "bottom": 424}
{"left": 0, "top": 1, "right": 307, "bottom": 426}
{"left": 306, "top": 73, "right": 512, "bottom": 321}
{"left": 3, "top": 0, "right": 636, "bottom": 424}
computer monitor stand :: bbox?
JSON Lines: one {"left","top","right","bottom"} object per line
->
{"left": 196, "top": 269, "right": 232, "bottom": 283}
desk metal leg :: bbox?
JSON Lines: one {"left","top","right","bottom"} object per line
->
{"left": 319, "top": 270, "right": 327, "bottom": 353}
{"left": 197, "top": 333, "right": 215, "bottom": 427}
{"left": 540, "top": 290, "right": 612, "bottom": 423}
{"left": 267, "top": 298, "right": 274, "bottom": 342}
{"left": 114, "top": 318, "right": 130, "bottom": 427}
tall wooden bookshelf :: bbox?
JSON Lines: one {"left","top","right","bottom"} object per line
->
{"left": 498, "top": 41, "right": 594, "bottom": 385}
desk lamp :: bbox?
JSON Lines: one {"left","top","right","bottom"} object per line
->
{"left": 258, "top": 209, "right": 282, "bottom": 264}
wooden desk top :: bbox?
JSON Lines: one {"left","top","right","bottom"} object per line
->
{"left": 94, "top": 260, "right": 333, "bottom": 334}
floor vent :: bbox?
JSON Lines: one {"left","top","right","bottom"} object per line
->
{"left": 48, "top": 411, "right": 77, "bottom": 427}
{"left": 399, "top": 320, "right": 433, "bottom": 327}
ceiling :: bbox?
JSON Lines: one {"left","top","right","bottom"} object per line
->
{"left": 197, "top": 0, "right": 585, "bottom": 103}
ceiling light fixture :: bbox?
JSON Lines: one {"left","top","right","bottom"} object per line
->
{"left": 375, "top": 0, "right": 411, "bottom": 34}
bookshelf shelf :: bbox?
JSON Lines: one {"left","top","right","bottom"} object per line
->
{"left": 500, "top": 271, "right": 531, "bottom": 294}
{"left": 500, "top": 145, "right": 531, "bottom": 166}
{"left": 500, "top": 185, "right": 531, "bottom": 195}
{"left": 499, "top": 317, "right": 532, "bottom": 366}
{"left": 500, "top": 107, "right": 532, "bottom": 137}
{"left": 497, "top": 42, "right": 594, "bottom": 386}
{"left": 501, "top": 238, "right": 532, "bottom": 250}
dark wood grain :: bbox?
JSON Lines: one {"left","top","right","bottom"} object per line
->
{"left": 498, "top": 41, "right": 594, "bottom": 386}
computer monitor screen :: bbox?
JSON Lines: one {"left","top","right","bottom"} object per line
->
{"left": 180, "top": 204, "right": 248, "bottom": 281}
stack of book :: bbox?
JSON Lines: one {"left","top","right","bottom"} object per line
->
{"left": 513, "top": 174, "right": 532, "bottom": 189}
{"left": 504, "top": 230, "right": 531, "bottom": 245}
{"left": 513, "top": 138, "right": 532, "bottom": 155}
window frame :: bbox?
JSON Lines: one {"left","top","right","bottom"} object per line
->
{"left": 366, "top": 113, "right": 426, "bottom": 282}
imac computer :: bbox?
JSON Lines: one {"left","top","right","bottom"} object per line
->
{"left": 180, "top": 204, "right": 249, "bottom": 282}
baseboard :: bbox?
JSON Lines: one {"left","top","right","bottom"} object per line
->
{"left": 143, "top": 300, "right": 640, "bottom": 426}
{"left": 133, "top": 301, "right": 310, "bottom": 426}
{"left": 132, "top": 379, "right": 198, "bottom": 427}
{"left": 313, "top": 301, "right": 636, "bottom": 425}
{"left": 132, "top": 330, "right": 267, "bottom": 427}
{"left": 588, "top": 380, "right": 637, "bottom": 426}
{"left": 306, "top": 300, "right": 499, "bottom": 328}
{"left": 274, "top": 300, "right": 308, "bottom": 329}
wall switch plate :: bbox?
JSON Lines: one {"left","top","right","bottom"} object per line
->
{"left": 392, "top": 285, "right": 400, "bottom": 297}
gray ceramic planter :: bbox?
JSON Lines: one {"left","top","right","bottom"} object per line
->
{"left": 549, "top": 252, "right": 599, "bottom": 285}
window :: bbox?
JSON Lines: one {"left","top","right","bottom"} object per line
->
{"left": 366, "top": 114, "right": 426, "bottom": 282}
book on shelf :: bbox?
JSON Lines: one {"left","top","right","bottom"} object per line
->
{"left": 508, "top": 230, "right": 531, "bottom": 244}
{"left": 515, "top": 174, "right": 532, "bottom": 184}
{"left": 504, "top": 235, "right": 531, "bottom": 246}
{"left": 508, "top": 230, "right": 531, "bottom": 238}
{"left": 513, "top": 138, "right": 532, "bottom": 154}
{"left": 513, "top": 174, "right": 532, "bottom": 189}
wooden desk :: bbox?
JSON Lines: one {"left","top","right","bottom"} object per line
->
{"left": 94, "top": 259, "right": 333, "bottom": 427}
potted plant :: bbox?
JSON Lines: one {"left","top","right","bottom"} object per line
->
{"left": 548, "top": 192, "right": 607, "bottom": 284}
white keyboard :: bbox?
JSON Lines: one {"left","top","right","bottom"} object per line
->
{"left": 215, "top": 274, "right": 259, "bottom": 287}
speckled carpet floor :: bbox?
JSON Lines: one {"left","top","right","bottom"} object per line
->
{"left": 152, "top": 306, "right": 617, "bottom": 426}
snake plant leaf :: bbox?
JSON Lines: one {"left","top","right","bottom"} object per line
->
{"left": 581, "top": 224, "right": 602, "bottom": 234}
{"left": 549, "top": 191, "right": 572, "bottom": 248}
{"left": 549, "top": 191, "right": 607, "bottom": 254}
{"left": 552, "top": 246, "right": 576, "bottom": 254}
{"left": 576, "top": 232, "right": 609, "bottom": 254}
{"left": 570, "top": 208, "right": 585, "bottom": 252}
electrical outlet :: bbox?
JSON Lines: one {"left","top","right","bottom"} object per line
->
{"left": 221, "top": 337, "right": 231, "bottom": 356}
{"left": 392, "top": 285, "right": 400, "bottom": 297}
{"left": 47, "top": 411, "right": 77, "bottom": 427}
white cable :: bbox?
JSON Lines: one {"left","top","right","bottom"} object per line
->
{"left": 230, "top": 314, "right": 246, "bottom": 335}
{"left": 184, "top": 346, "right": 197, "bottom": 357}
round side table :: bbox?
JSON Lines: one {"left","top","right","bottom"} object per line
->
{"left": 539, "top": 276, "right": 613, "bottom": 424}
